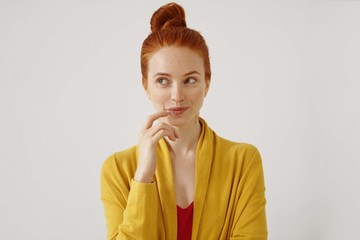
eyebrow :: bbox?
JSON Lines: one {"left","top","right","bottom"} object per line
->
{"left": 152, "top": 70, "right": 200, "bottom": 78}
{"left": 184, "top": 71, "right": 200, "bottom": 77}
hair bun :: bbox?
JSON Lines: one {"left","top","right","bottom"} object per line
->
{"left": 150, "top": 3, "right": 186, "bottom": 32}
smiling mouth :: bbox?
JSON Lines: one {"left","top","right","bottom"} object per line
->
{"left": 166, "top": 107, "right": 189, "bottom": 115}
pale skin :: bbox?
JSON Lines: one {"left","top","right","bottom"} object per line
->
{"left": 134, "top": 46, "right": 210, "bottom": 208}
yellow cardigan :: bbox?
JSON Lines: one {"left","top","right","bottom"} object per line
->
{"left": 101, "top": 118, "right": 267, "bottom": 240}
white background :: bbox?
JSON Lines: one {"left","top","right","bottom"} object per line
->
{"left": 1, "top": 0, "right": 359, "bottom": 239}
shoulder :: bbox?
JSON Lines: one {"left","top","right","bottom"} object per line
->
{"left": 215, "top": 135, "right": 262, "bottom": 166}
{"left": 202, "top": 118, "right": 260, "bottom": 159}
{"left": 101, "top": 145, "right": 138, "bottom": 182}
{"left": 202, "top": 118, "right": 262, "bottom": 164}
{"left": 217, "top": 135, "right": 259, "bottom": 155}
{"left": 212, "top": 137, "right": 264, "bottom": 184}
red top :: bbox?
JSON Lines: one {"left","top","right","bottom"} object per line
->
{"left": 177, "top": 202, "right": 194, "bottom": 240}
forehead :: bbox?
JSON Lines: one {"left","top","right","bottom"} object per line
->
{"left": 148, "top": 47, "right": 204, "bottom": 76}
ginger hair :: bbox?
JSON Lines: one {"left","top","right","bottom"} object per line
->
{"left": 141, "top": 2, "right": 211, "bottom": 88}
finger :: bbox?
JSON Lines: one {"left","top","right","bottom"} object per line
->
{"left": 142, "top": 111, "right": 170, "bottom": 130}
{"left": 152, "top": 128, "right": 177, "bottom": 142}
{"left": 146, "top": 122, "right": 178, "bottom": 140}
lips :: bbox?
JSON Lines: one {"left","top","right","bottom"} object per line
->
{"left": 166, "top": 107, "right": 189, "bottom": 115}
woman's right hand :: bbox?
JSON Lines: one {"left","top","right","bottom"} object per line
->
{"left": 134, "top": 111, "right": 179, "bottom": 183}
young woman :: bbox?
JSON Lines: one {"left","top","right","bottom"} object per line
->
{"left": 101, "top": 3, "right": 267, "bottom": 240}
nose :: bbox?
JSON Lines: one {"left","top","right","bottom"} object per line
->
{"left": 171, "top": 83, "right": 185, "bottom": 103}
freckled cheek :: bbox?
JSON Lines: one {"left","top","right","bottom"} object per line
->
{"left": 192, "top": 91, "right": 207, "bottom": 109}
{"left": 189, "top": 88, "right": 206, "bottom": 100}
{"left": 151, "top": 92, "right": 171, "bottom": 107}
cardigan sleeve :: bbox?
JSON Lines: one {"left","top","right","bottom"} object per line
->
{"left": 230, "top": 148, "right": 268, "bottom": 240}
{"left": 100, "top": 153, "right": 158, "bottom": 240}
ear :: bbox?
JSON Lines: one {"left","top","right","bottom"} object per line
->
{"left": 144, "top": 88, "right": 151, "bottom": 100}
{"left": 142, "top": 79, "right": 151, "bottom": 100}
{"left": 204, "top": 78, "right": 210, "bottom": 97}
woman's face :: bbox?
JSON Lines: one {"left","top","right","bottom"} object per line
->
{"left": 146, "top": 46, "right": 209, "bottom": 127}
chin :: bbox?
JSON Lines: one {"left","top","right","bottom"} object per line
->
{"left": 164, "top": 116, "right": 186, "bottom": 126}
{"left": 165, "top": 114, "right": 198, "bottom": 127}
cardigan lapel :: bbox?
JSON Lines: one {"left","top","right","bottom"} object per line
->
{"left": 192, "top": 118, "right": 215, "bottom": 239}
{"left": 154, "top": 118, "right": 215, "bottom": 240}
{"left": 155, "top": 138, "right": 177, "bottom": 239}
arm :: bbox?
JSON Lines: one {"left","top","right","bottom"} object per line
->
{"left": 101, "top": 112, "right": 178, "bottom": 239}
{"left": 101, "top": 154, "right": 158, "bottom": 240}
{"left": 230, "top": 148, "right": 268, "bottom": 240}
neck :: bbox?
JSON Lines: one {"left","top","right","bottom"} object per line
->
{"left": 165, "top": 118, "right": 201, "bottom": 157}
